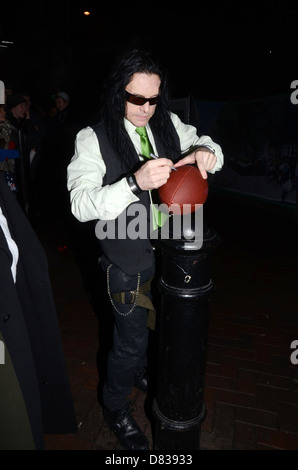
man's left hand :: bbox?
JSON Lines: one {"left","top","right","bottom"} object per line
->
{"left": 174, "top": 148, "right": 217, "bottom": 179}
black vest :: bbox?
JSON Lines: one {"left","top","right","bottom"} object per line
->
{"left": 92, "top": 120, "right": 180, "bottom": 275}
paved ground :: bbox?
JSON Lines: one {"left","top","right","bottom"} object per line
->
{"left": 33, "top": 190, "right": 298, "bottom": 451}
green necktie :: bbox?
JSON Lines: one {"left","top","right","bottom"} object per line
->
{"left": 136, "top": 126, "right": 153, "bottom": 157}
{"left": 136, "top": 127, "right": 168, "bottom": 229}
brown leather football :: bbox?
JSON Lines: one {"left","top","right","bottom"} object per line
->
{"left": 158, "top": 165, "right": 208, "bottom": 215}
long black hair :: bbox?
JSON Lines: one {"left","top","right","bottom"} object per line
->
{"left": 99, "top": 49, "right": 178, "bottom": 169}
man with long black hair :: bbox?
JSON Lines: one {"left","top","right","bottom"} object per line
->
{"left": 67, "top": 49, "right": 223, "bottom": 450}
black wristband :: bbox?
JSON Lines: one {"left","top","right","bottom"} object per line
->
{"left": 126, "top": 174, "right": 143, "bottom": 195}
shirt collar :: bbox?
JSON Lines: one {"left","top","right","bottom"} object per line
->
{"left": 124, "top": 118, "right": 150, "bottom": 138}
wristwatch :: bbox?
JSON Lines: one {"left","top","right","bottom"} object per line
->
{"left": 126, "top": 174, "right": 143, "bottom": 195}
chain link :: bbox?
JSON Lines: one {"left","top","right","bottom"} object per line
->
{"left": 106, "top": 264, "right": 141, "bottom": 316}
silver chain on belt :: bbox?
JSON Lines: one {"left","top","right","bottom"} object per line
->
{"left": 106, "top": 264, "right": 141, "bottom": 316}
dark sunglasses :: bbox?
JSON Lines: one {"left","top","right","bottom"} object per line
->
{"left": 125, "top": 90, "right": 159, "bottom": 106}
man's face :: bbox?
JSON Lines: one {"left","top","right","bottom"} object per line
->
{"left": 125, "top": 73, "right": 161, "bottom": 127}
{"left": 11, "top": 102, "right": 27, "bottom": 120}
{"left": 55, "top": 96, "right": 68, "bottom": 112}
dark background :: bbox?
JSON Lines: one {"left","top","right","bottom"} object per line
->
{"left": 1, "top": 2, "right": 297, "bottom": 115}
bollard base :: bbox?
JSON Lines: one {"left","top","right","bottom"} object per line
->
{"left": 152, "top": 399, "right": 206, "bottom": 450}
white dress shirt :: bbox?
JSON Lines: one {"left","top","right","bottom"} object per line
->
{"left": 67, "top": 112, "right": 224, "bottom": 223}
{"left": 0, "top": 205, "right": 19, "bottom": 283}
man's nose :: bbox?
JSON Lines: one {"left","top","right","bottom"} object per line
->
{"left": 141, "top": 101, "right": 150, "bottom": 112}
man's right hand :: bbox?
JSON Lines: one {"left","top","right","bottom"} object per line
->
{"left": 134, "top": 158, "right": 173, "bottom": 190}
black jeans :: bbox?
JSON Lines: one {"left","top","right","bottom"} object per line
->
{"left": 101, "top": 257, "right": 155, "bottom": 411}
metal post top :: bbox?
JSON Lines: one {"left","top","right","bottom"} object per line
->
{"left": 152, "top": 224, "right": 220, "bottom": 255}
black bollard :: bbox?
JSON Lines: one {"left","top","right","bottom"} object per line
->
{"left": 152, "top": 211, "right": 220, "bottom": 450}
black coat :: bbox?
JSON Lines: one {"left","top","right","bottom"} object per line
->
{"left": 0, "top": 176, "right": 77, "bottom": 449}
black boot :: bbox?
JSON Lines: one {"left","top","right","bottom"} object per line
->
{"left": 103, "top": 402, "right": 149, "bottom": 450}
